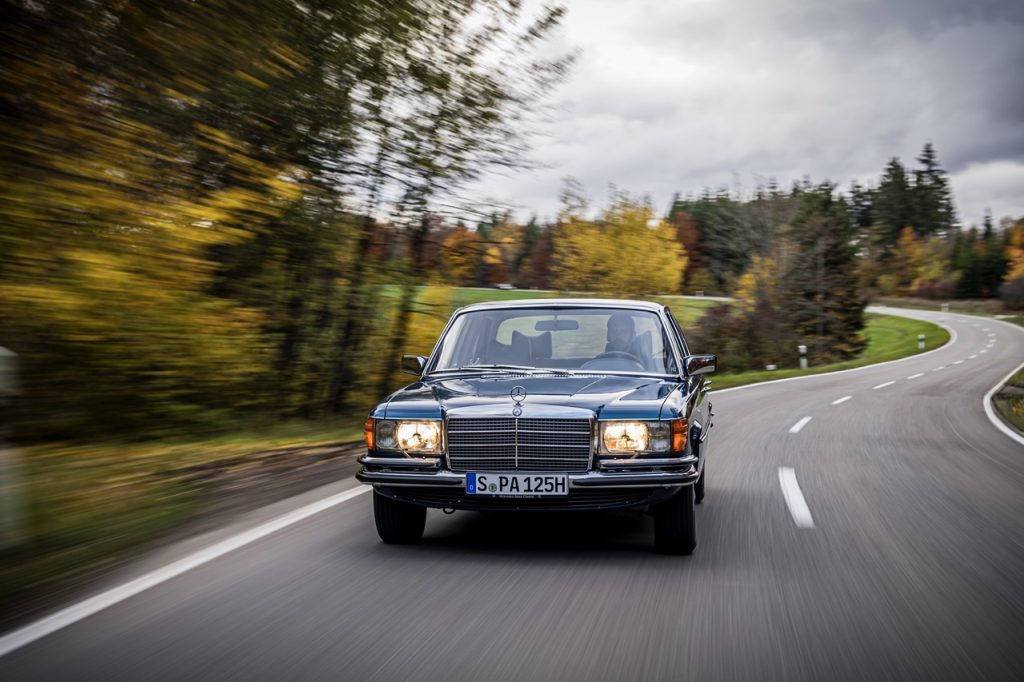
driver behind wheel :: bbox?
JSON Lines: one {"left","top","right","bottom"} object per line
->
{"left": 605, "top": 312, "right": 635, "bottom": 353}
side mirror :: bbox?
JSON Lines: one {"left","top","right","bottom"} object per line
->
{"left": 401, "top": 355, "right": 427, "bottom": 376}
{"left": 684, "top": 354, "right": 716, "bottom": 376}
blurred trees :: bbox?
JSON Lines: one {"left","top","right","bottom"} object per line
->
{"left": 552, "top": 190, "right": 686, "bottom": 296}
{"left": 1001, "top": 218, "right": 1024, "bottom": 309}
{"left": 2, "top": 0, "right": 1021, "bottom": 445}
{"left": 0, "top": 0, "right": 570, "bottom": 439}
{"left": 687, "top": 184, "right": 865, "bottom": 370}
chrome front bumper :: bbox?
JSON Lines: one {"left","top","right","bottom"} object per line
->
{"left": 356, "top": 453, "right": 700, "bottom": 489}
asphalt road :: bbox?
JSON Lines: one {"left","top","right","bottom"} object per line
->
{"left": 2, "top": 308, "right": 1023, "bottom": 681}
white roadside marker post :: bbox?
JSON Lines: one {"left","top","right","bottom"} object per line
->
{"left": 798, "top": 344, "right": 808, "bottom": 371}
{"left": 918, "top": 334, "right": 925, "bottom": 350}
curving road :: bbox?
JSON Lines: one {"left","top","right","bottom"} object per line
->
{"left": 2, "top": 307, "right": 1023, "bottom": 680}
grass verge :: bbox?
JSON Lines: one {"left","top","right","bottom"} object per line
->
{"left": 710, "top": 313, "right": 951, "bottom": 390}
{"left": 0, "top": 420, "right": 363, "bottom": 610}
{"left": 993, "top": 368, "right": 1024, "bottom": 433}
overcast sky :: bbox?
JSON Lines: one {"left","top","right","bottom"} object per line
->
{"left": 467, "top": 0, "right": 1024, "bottom": 227}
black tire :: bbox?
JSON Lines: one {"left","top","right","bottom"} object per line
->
{"left": 653, "top": 485, "right": 696, "bottom": 555}
{"left": 694, "top": 464, "right": 706, "bottom": 504}
{"left": 373, "top": 490, "right": 426, "bottom": 544}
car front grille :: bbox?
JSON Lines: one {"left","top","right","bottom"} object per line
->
{"left": 446, "top": 417, "right": 592, "bottom": 472}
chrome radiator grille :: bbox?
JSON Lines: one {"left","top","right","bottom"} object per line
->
{"left": 446, "top": 418, "right": 592, "bottom": 472}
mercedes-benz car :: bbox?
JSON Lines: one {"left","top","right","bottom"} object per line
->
{"left": 356, "top": 299, "right": 716, "bottom": 554}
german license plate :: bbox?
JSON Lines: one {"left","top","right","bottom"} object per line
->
{"left": 466, "top": 472, "right": 568, "bottom": 496}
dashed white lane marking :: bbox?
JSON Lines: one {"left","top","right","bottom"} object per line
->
{"left": 907, "top": 373, "right": 924, "bottom": 380}
{"left": 933, "top": 366, "right": 945, "bottom": 371}
{"left": 983, "top": 327, "right": 990, "bottom": 331}
{"left": 972, "top": 324, "right": 979, "bottom": 327}
{"left": 969, "top": 354, "right": 978, "bottom": 359}
{"left": 789, "top": 416, "right": 812, "bottom": 433}
{"left": 953, "top": 359, "right": 964, "bottom": 364}
{"left": 779, "top": 467, "right": 815, "bottom": 529}
{"left": 832, "top": 395, "right": 852, "bottom": 405}
{"left": 980, "top": 350, "right": 988, "bottom": 354}
{"left": 873, "top": 381, "right": 895, "bottom": 389}
{"left": 0, "top": 484, "right": 373, "bottom": 658}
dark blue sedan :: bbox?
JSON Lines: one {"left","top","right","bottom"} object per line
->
{"left": 356, "top": 298, "right": 716, "bottom": 554}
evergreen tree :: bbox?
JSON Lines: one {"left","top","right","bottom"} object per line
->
{"left": 912, "top": 143, "right": 957, "bottom": 237}
{"left": 871, "top": 158, "right": 915, "bottom": 253}
{"left": 781, "top": 184, "right": 866, "bottom": 361}
{"left": 668, "top": 191, "right": 748, "bottom": 289}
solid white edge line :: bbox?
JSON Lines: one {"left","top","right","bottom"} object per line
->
{"left": 952, "top": 311, "right": 1024, "bottom": 447}
{"left": 907, "top": 373, "right": 924, "bottom": 380}
{"left": 831, "top": 395, "right": 852, "bottom": 405}
{"left": 984, "top": 361, "right": 1024, "bottom": 448}
{"left": 712, "top": 308, "right": 957, "bottom": 396}
{"left": 0, "top": 484, "right": 372, "bottom": 658}
{"left": 789, "top": 416, "right": 812, "bottom": 433}
{"left": 778, "top": 467, "right": 815, "bottom": 529}
{"left": 873, "top": 381, "right": 895, "bottom": 389}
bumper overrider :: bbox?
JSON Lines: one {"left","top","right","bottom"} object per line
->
{"left": 356, "top": 453, "right": 700, "bottom": 512}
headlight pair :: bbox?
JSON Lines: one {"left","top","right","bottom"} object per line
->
{"left": 600, "top": 419, "right": 687, "bottom": 455}
{"left": 364, "top": 418, "right": 442, "bottom": 455}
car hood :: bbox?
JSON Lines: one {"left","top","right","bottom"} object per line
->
{"left": 380, "top": 374, "right": 684, "bottom": 421}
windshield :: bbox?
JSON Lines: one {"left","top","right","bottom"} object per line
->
{"left": 431, "top": 307, "right": 677, "bottom": 375}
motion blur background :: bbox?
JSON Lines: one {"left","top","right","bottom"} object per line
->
{"left": 1, "top": 0, "right": 1022, "bottom": 618}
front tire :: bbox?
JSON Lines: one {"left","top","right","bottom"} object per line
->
{"left": 373, "top": 490, "right": 426, "bottom": 544}
{"left": 653, "top": 485, "right": 696, "bottom": 555}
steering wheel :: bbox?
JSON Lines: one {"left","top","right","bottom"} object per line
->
{"left": 593, "top": 350, "right": 643, "bottom": 364}
{"left": 581, "top": 350, "right": 645, "bottom": 370}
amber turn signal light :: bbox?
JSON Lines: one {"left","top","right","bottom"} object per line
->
{"left": 364, "top": 417, "right": 375, "bottom": 449}
{"left": 671, "top": 418, "right": 687, "bottom": 453}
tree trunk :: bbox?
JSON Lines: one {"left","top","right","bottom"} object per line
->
{"left": 376, "top": 214, "right": 429, "bottom": 398}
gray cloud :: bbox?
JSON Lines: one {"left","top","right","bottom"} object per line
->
{"left": 464, "top": 0, "right": 1024, "bottom": 225}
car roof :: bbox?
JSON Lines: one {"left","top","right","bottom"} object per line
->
{"left": 455, "top": 298, "right": 665, "bottom": 314}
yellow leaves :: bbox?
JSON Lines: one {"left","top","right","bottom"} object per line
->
{"left": 163, "top": 88, "right": 201, "bottom": 107}
{"left": 233, "top": 70, "right": 270, "bottom": 89}
{"left": 735, "top": 255, "right": 779, "bottom": 312}
{"left": 483, "top": 245, "right": 504, "bottom": 266}
{"left": 553, "top": 195, "right": 687, "bottom": 296}
{"left": 875, "top": 227, "right": 952, "bottom": 295}
{"left": 194, "top": 123, "right": 251, "bottom": 155}
{"left": 270, "top": 45, "right": 309, "bottom": 71}
{"left": 1006, "top": 222, "right": 1024, "bottom": 282}
{"left": 442, "top": 227, "right": 482, "bottom": 285}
